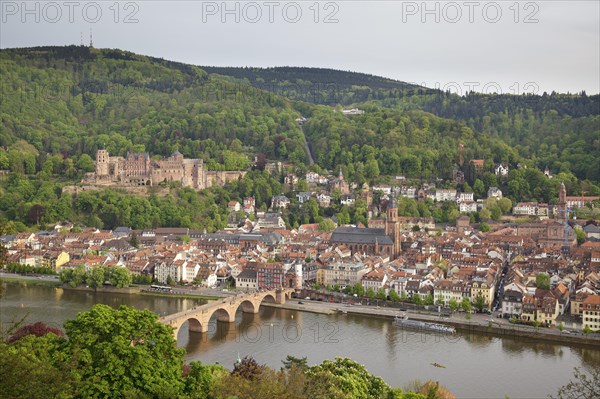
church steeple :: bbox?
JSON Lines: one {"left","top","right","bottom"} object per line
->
{"left": 559, "top": 182, "right": 566, "bottom": 206}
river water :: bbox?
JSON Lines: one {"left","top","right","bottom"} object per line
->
{"left": 2, "top": 282, "right": 599, "bottom": 399}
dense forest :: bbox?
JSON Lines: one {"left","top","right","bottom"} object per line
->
{"left": 0, "top": 46, "right": 598, "bottom": 231}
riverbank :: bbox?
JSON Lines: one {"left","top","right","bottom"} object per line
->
{"left": 1, "top": 273, "right": 222, "bottom": 301}
{"left": 0, "top": 276, "right": 61, "bottom": 287}
{"left": 265, "top": 300, "right": 600, "bottom": 348}
{"left": 139, "top": 291, "right": 220, "bottom": 301}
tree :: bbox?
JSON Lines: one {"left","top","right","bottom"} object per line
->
{"left": 377, "top": 287, "right": 387, "bottom": 301}
{"left": 461, "top": 297, "right": 472, "bottom": 313}
{"left": 353, "top": 282, "right": 365, "bottom": 297}
{"left": 69, "top": 265, "right": 86, "bottom": 288}
{"left": 412, "top": 294, "right": 422, "bottom": 305}
{"left": 367, "top": 287, "right": 376, "bottom": 299}
{"left": 77, "top": 153, "right": 95, "bottom": 172}
{"left": 109, "top": 266, "right": 132, "bottom": 288}
{"left": 64, "top": 304, "right": 186, "bottom": 398}
{"left": 129, "top": 231, "right": 139, "bottom": 248}
{"left": 474, "top": 293, "right": 486, "bottom": 312}
{"left": 424, "top": 293, "right": 434, "bottom": 306}
{"left": 86, "top": 265, "right": 106, "bottom": 289}
{"left": 536, "top": 273, "right": 551, "bottom": 290}
{"left": 582, "top": 325, "right": 592, "bottom": 335}
{"left": 232, "top": 356, "right": 267, "bottom": 381}
{"left": 304, "top": 357, "right": 390, "bottom": 399}
{"left": 184, "top": 361, "right": 227, "bottom": 399}
{"left": 318, "top": 218, "right": 337, "bottom": 231}
{"left": 575, "top": 228, "right": 586, "bottom": 245}
{"left": 389, "top": 289, "right": 400, "bottom": 303}
{"left": 448, "top": 298, "right": 459, "bottom": 312}
{"left": 0, "top": 333, "right": 78, "bottom": 399}
{"left": 479, "top": 222, "right": 491, "bottom": 232}
{"left": 551, "top": 367, "right": 600, "bottom": 399}
{"left": 281, "top": 355, "right": 308, "bottom": 370}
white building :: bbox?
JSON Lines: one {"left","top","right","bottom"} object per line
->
{"left": 487, "top": 187, "right": 503, "bottom": 199}
{"left": 435, "top": 189, "right": 457, "bottom": 202}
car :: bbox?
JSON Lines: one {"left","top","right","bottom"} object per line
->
{"left": 305, "top": 296, "right": 310, "bottom": 300}
{"left": 561, "top": 330, "right": 571, "bottom": 334}
{"left": 297, "top": 301, "right": 304, "bottom": 305}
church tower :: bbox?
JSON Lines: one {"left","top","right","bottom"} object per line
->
{"left": 386, "top": 194, "right": 401, "bottom": 258}
{"left": 557, "top": 182, "right": 567, "bottom": 222}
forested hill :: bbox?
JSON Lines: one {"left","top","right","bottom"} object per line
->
{"left": 201, "top": 65, "right": 427, "bottom": 105}
{"left": 1, "top": 45, "right": 599, "bottom": 186}
{"left": 0, "top": 45, "right": 311, "bottom": 166}
{"left": 201, "top": 65, "right": 599, "bottom": 117}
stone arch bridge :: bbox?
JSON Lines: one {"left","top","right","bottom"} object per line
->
{"left": 160, "top": 288, "right": 296, "bottom": 338}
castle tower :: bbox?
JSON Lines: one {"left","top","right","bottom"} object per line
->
{"left": 96, "top": 149, "right": 110, "bottom": 176}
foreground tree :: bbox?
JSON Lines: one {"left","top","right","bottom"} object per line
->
{"left": 304, "top": 357, "right": 391, "bottom": 399}
{"left": 550, "top": 367, "right": 600, "bottom": 399}
{"left": 0, "top": 333, "right": 78, "bottom": 399}
{"left": 64, "top": 304, "right": 185, "bottom": 398}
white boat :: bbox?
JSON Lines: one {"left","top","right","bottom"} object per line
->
{"left": 394, "top": 314, "right": 456, "bottom": 334}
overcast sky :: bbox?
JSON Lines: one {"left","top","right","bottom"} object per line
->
{"left": 1, "top": 1, "right": 599, "bottom": 94}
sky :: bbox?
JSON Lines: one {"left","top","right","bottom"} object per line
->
{"left": 1, "top": 0, "right": 599, "bottom": 94}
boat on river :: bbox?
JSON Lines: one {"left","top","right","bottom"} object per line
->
{"left": 393, "top": 314, "right": 456, "bottom": 334}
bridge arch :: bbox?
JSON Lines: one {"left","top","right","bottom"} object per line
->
{"left": 172, "top": 316, "right": 204, "bottom": 338}
{"left": 237, "top": 299, "right": 258, "bottom": 314}
{"left": 209, "top": 306, "right": 235, "bottom": 323}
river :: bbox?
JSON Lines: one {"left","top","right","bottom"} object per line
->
{"left": 1, "top": 282, "right": 599, "bottom": 399}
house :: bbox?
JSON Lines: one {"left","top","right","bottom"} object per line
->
{"left": 257, "top": 262, "right": 286, "bottom": 289}
{"left": 271, "top": 195, "right": 290, "bottom": 209}
{"left": 433, "top": 279, "right": 465, "bottom": 305}
{"left": 487, "top": 187, "right": 503, "bottom": 199}
{"left": 361, "top": 268, "right": 388, "bottom": 293}
{"left": 565, "top": 196, "right": 600, "bottom": 209}
{"left": 459, "top": 201, "right": 478, "bottom": 213}
{"left": 581, "top": 295, "right": 600, "bottom": 331}
{"left": 42, "top": 250, "right": 70, "bottom": 271}
{"left": 513, "top": 202, "right": 538, "bottom": 216}
{"left": 297, "top": 192, "right": 313, "bottom": 204}
{"left": 235, "top": 269, "right": 258, "bottom": 290}
{"left": 340, "top": 194, "right": 355, "bottom": 206}
{"left": 255, "top": 212, "right": 286, "bottom": 230}
{"left": 457, "top": 192, "right": 474, "bottom": 203}
{"left": 316, "top": 193, "right": 331, "bottom": 207}
{"left": 495, "top": 163, "right": 509, "bottom": 176}
{"left": 322, "top": 261, "right": 369, "bottom": 288}
{"left": 435, "top": 189, "right": 457, "bottom": 202}
{"left": 471, "top": 278, "right": 495, "bottom": 310}
{"left": 583, "top": 224, "right": 600, "bottom": 240}
{"left": 228, "top": 201, "right": 241, "bottom": 212}
{"left": 502, "top": 289, "right": 524, "bottom": 318}
{"left": 284, "top": 174, "right": 298, "bottom": 186}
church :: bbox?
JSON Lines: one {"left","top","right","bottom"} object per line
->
{"left": 516, "top": 182, "right": 577, "bottom": 250}
{"left": 330, "top": 196, "right": 402, "bottom": 258}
